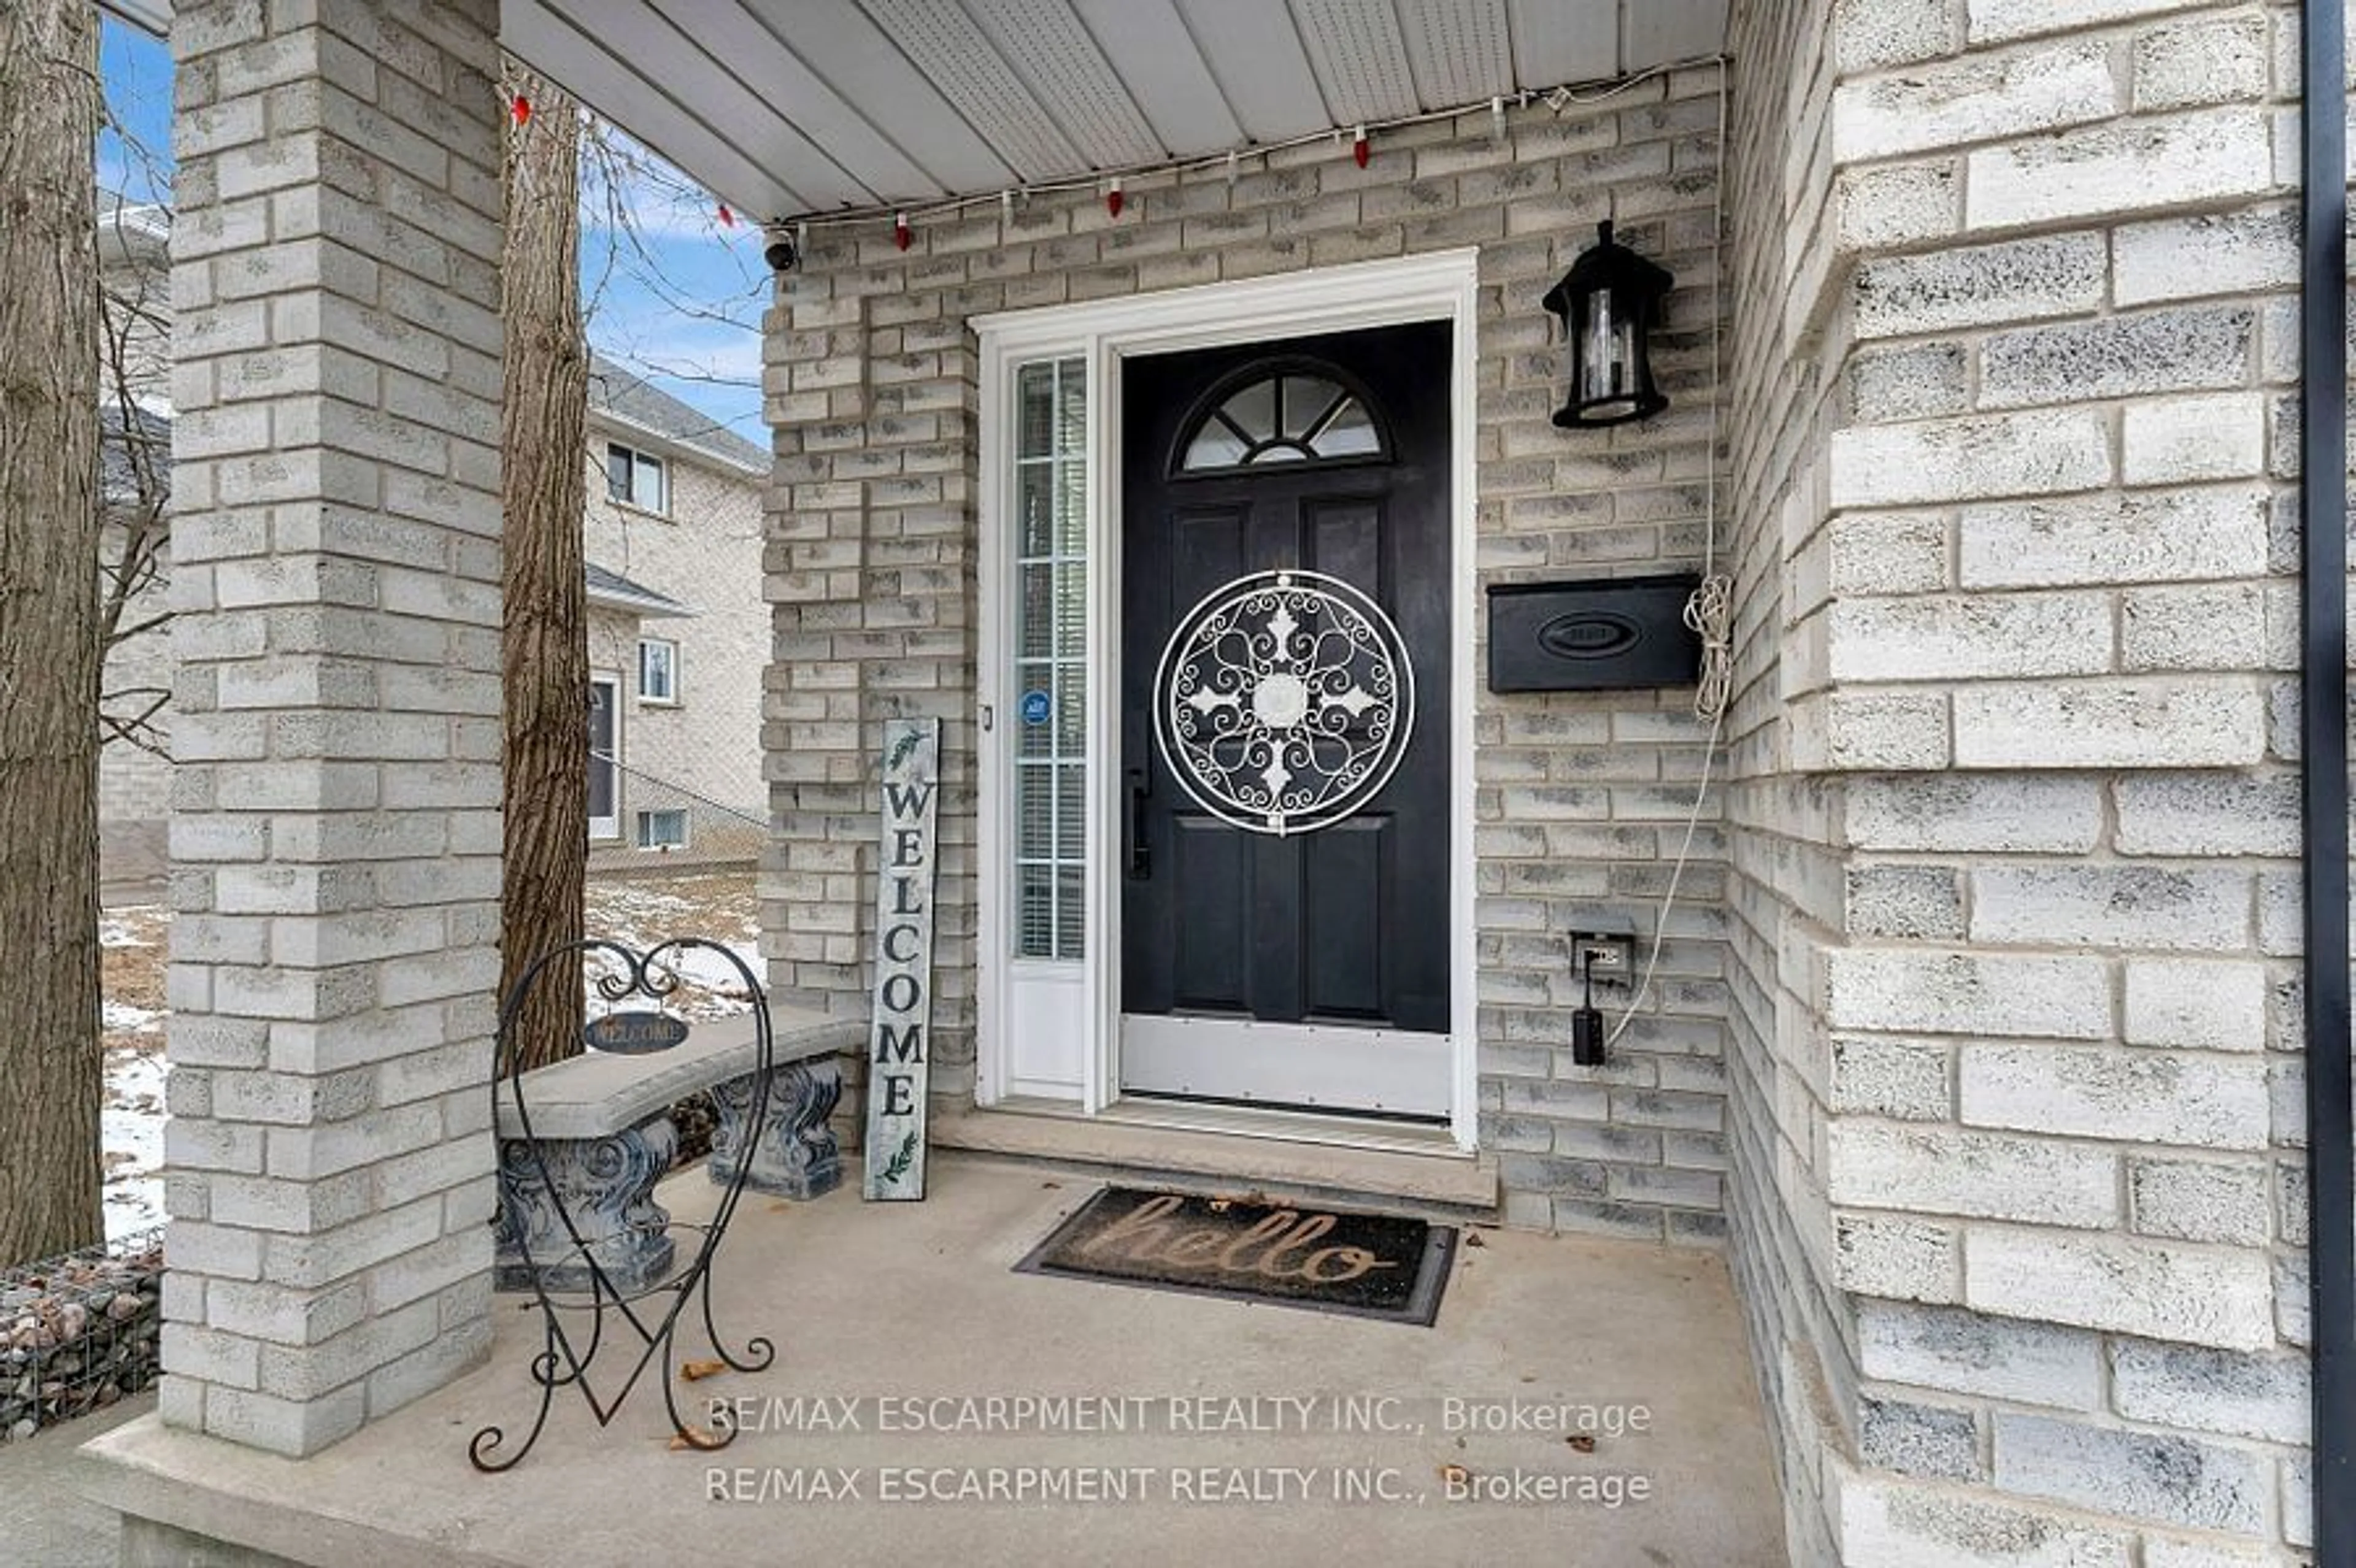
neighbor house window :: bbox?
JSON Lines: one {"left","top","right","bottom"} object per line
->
{"left": 607, "top": 442, "right": 668, "bottom": 513}
{"left": 637, "top": 637, "right": 679, "bottom": 704}
{"left": 636, "top": 810, "right": 688, "bottom": 851}
{"left": 1012, "top": 356, "right": 1088, "bottom": 961}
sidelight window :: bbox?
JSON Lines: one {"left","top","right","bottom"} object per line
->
{"left": 1011, "top": 356, "right": 1088, "bottom": 961}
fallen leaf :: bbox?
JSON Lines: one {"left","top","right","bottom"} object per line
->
{"left": 1465, "top": 1232, "right": 1486, "bottom": 1248}
{"left": 1208, "top": 1198, "right": 1232, "bottom": 1212}
{"left": 1041, "top": 1180, "right": 1062, "bottom": 1189}
{"left": 679, "top": 1359, "right": 728, "bottom": 1382}
{"left": 1566, "top": 1434, "right": 1597, "bottom": 1453}
{"left": 669, "top": 1423, "right": 723, "bottom": 1450}
{"left": 1439, "top": 1464, "right": 1471, "bottom": 1486}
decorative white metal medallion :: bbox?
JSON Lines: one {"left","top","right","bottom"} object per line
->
{"left": 1152, "top": 569, "right": 1415, "bottom": 836}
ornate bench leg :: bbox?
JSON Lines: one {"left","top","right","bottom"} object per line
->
{"left": 709, "top": 1056, "right": 844, "bottom": 1201}
{"left": 493, "top": 1114, "right": 679, "bottom": 1294}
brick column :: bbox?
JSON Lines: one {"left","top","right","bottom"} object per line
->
{"left": 1727, "top": 0, "right": 2314, "bottom": 1560}
{"left": 163, "top": 0, "right": 504, "bottom": 1456}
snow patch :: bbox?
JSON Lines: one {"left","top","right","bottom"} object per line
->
{"left": 581, "top": 937, "right": 763, "bottom": 1019}
{"left": 103, "top": 1000, "right": 164, "bottom": 1034}
{"left": 103, "top": 1050, "right": 167, "bottom": 1242}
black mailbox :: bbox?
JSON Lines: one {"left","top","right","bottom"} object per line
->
{"left": 1487, "top": 574, "right": 1703, "bottom": 693}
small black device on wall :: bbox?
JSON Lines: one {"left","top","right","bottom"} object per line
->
{"left": 1487, "top": 574, "right": 1704, "bottom": 693}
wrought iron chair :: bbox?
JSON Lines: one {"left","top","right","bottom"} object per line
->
{"left": 471, "top": 938, "right": 775, "bottom": 1471}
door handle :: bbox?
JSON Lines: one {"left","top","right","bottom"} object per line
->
{"left": 1125, "top": 767, "right": 1151, "bottom": 880}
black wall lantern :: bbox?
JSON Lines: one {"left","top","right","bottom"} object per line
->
{"left": 1541, "top": 220, "right": 1674, "bottom": 429}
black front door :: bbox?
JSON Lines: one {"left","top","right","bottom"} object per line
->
{"left": 1120, "top": 321, "right": 1452, "bottom": 1118}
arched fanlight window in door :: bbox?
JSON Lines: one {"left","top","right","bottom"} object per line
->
{"left": 1173, "top": 361, "right": 1392, "bottom": 475}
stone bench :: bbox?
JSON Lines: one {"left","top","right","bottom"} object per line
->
{"left": 491, "top": 1004, "right": 865, "bottom": 1294}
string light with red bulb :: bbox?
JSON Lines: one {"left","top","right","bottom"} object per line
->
{"left": 511, "top": 94, "right": 531, "bottom": 126}
{"left": 769, "top": 63, "right": 1688, "bottom": 259}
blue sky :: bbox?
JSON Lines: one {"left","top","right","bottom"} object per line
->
{"left": 100, "top": 16, "right": 766, "bottom": 444}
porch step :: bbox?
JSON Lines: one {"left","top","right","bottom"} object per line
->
{"left": 929, "top": 1102, "right": 1499, "bottom": 1215}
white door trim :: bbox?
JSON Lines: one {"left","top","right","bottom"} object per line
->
{"left": 976, "top": 250, "right": 1482, "bottom": 1153}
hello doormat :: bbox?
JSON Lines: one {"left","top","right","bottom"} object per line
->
{"left": 1015, "top": 1187, "right": 1455, "bottom": 1325}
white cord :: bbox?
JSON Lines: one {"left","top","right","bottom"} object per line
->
{"left": 1687, "top": 58, "right": 1734, "bottom": 728}
{"left": 1606, "top": 58, "right": 1734, "bottom": 1048}
{"left": 1687, "top": 572, "right": 1733, "bottom": 721}
{"left": 1603, "top": 705, "right": 1724, "bottom": 1048}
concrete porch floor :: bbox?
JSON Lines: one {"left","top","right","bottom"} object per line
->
{"left": 79, "top": 1152, "right": 1784, "bottom": 1567}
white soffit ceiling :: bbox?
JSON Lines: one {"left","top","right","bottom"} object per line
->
{"left": 506, "top": 0, "right": 1730, "bottom": 221}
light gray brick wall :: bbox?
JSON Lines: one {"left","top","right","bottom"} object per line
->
{"left": 1727, "top": 0, "right": 2331, "bottom": 1561}
{"left": 760, "top": 72, "right": 1734, "bottom": 1243}
{"left": 1720, "top": 4, "right": 1854, "bottom": 1561}
{"left": 161, "top": 0, "right": 503, "bottom": 1458}
{"left": 761, "top": 283, "right": 985, "bottom": 1091}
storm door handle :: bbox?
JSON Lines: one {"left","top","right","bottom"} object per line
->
{"left": 1125, "top": 767, "right": 1152, "bottom": 880}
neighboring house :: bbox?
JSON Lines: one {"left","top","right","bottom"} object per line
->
{"left": 92, "top": 204, "right": 768, "bottom": 877}
{"left": 109, "top": 4, "right": 2355, "bottom": 1567}
{"left": 580, "top": 355, "right": 770, "bottom": 866}
{"left": 93, "top": 198, "right": 175, "bottom": 890}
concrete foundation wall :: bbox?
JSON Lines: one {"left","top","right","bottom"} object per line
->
{"left": 759, "top": 71, "right": 1738, "bottom": 1240}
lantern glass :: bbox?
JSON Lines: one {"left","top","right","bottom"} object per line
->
{"left": 1578, "top": 288, "right": 1649, "bottom": 421}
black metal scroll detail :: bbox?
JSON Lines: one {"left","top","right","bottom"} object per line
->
{"left": 469, "top": 939, "right": 776, "bottom": 1473}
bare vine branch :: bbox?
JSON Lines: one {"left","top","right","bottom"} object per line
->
{"left": 92, "top": 106, "right": 176, "bottom": 759}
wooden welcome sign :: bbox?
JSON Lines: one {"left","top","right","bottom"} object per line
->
{"left": 863, "top": 717, "right": 941, "bottom": 1201}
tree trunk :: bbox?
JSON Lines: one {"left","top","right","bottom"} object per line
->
{"left": 0, "top": 0, "right": 104, "bottom": 1262}
{"left": 499, "top": 67, "right": 592, "bottom": 1073}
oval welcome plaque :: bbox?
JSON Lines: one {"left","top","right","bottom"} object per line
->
{"left": 1537, "top": 610, "right": 1642, "bottom": 661}
{"left": 582, "top": 1010, "right": 691, "bottom": 1055}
